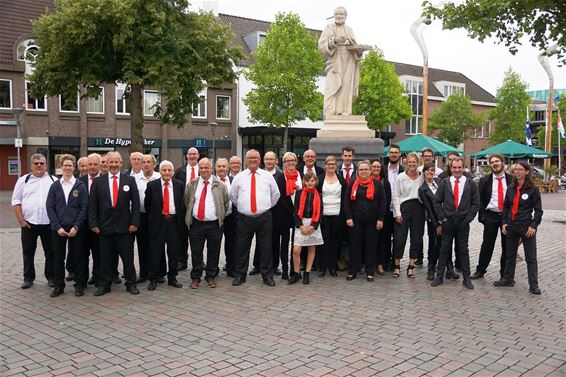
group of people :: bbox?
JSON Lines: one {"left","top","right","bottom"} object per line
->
{"left": 11, "top": 144, "right": 543, "bottom": 297}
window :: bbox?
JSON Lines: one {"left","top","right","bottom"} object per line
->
{"left": 443, "top": 84, "right": 465, "bottom": 97}
{"left": 144, "top": 90, "right": 161, "bottom": 117}
{"left": 86, "top": 87, "right": 104, "bottom": 114}
{"left": 192, "top": 95, "right": 206, "bottom": 118}
{"left": 17, "top": 39, "right": 38, "bottom": 61}
{"left": 472, "top": 125, "right": 484, "bottom": 139}
{"left": 404, "top": 79, "right": 422, "bottom": 135}
{"left": 0, "top": 79, "right": 12, "bottom": 109}
{"left": 116, "top": 84, "right": 130, "bottom": 115}
{"left": 25, "top": 81, "right": 47, "bottom": 111}
{"left": 216, "top": 95, "right": 230, "bottom": 120}
{"left": 59, "top": 91, "right": 79, "bottom": 112}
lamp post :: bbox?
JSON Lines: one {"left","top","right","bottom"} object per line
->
{"left": 410, "top": 16, "right": 431, "bottom": 135}
{"left": 13, "top": 107, "right": 24, "bottom": 177}
{"left": 538, "top": 42, "right": 558, "bottom": 172}
{"left": 210, "top": 122, "right": 218, "bottom": 163}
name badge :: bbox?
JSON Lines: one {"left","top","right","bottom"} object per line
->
{"left": 72, "top": 189, "right": 79, "bottom": 197}
{"left": 521, "top": 193, "right": 528, "bottom": 200}
{"left": 123, "top": 185, "right": 130, "bottom": 192}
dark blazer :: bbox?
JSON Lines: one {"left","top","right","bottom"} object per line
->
{"left": 381, "top": 178, "right": 392, "bottom": 213}
{"left": 173, "top": 164, "right": 198, "bottom": 184}
{"left": 344, "top": 179, "right": 386, "bottom": 223}
{"left": 433, "top": 176, "right": 479, "bottom": 224}
{"left": 418, "top": 178, "right": 440, "bottom": 227}
{"left": 46, "top": 179, "right": 88, "bottom": 231}
{"left": 502, "top": 184, "right": 543, "bottom": 229}
{"left": 144, "top": 178, "right": 187, "bottom": 238}
{"left": 339, "top": 163, "right": 356, "bottom": 183}
{"left": 274, "top": 171, "right": 297, "bottom": 229}
{"left": 478, "top": 172, "right": 512, "bottom": 222}
{"left": 316, "top": 173, "right": 347, "bottom": 218}
{"left": 88, "top": 173, "right": 140, "bottom": 235}
{"left": 299, "top": 165, "right": 324, "bottom": 178}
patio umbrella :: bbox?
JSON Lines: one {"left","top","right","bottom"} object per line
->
{"left": 383, "top": 134, "right": 463, "bottom": 157}
{"left": 469, "top": 140, "right": 554, "bottom": 159}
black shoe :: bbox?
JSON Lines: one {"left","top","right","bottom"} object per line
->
{"left": 75, "top": 287, "right": 85, "bottom": 297}
{"left": 431, "top": 278, "right": 444, "bottom": 287}
{"left": 232, "top": 276, "right": 245, "bottom": 286}
{"left": 446, "top": 269, "right": 460, "bottom": 280}
{"left": 470, "top": 272, "right": 484, "bottom": 280}
{"left": 177, "top": 261, "right": 188, "bottom": 271}
{"left": 281, "top": 271, "right": 289, "bottom": 280}
{"left": 329, "top": 269, "right": 337, "bottom": 277}
{"left": 426, "top": 270, "right": 435, "bottom": 281}
{"left": 415, "top": 259, "right": 424, "bottom": 266}
{"left": 156, "top": 276, "right": 166, "bottom": 284}
{"left": 147, "top": 281, "right": 157, "bottom": 291}
{"left": 127, "top": 286, "right": 140, "bottom": 295}
{"left": 21, "top": 280, "right": 33, "bottom": 289}
{"left": 263, "top": 276, "right": 276, "bottom": 287}
{"left": 227, "top": 272, "right": 235, "bottom": 278}
{"left": 303, "top": 272, "right": 310, "bottom": 285}
{"left": 273, "top": 268, "right": 281, "bottom": 276}
{"left": 94, "top": 287, "right": 110, "bottom": 296}
{"left": 112, "top": 277, "right": 122, "bottom": 284}
{"left": 50, "top": 287, "right": 64, "bottom": 297}
{"left": 529, "top": 286, "right": 541, "bottom": 295}
{"left": 87, "top": 277, "right": 96, "bottom": 286}
{"left": 346, "top": 274, "right": 356, "bottom": 281}
{"left": 222, "top": 264, "right": 227, "bottom": 271}
{"left": 493, "top": 279, "right": 515, "bottom": 287}
{"left": 288, "top": 272, "right": 301, "bottom": 285}
{"left": 249, "top": 267, "right": 261, "bottom": 275}
{"left": 65, "top": 273, "right": 75, "bottom": 281}
{"left": 48, "top": 279, "right": 56, "bottom": 288}
{"left": 463, "top": 279, "right": 474, "bottom": 289}
{"left": 168, "top": 280, "right": 183, "bottom": 288}
{"left": 137, "top": 276, "right": 148, "bottom": 284}
{"left": 367, "top": 276, "right": 374, "bottom": 282}
{"left": 318, "top": 270, "right": 326, "bottom": 277}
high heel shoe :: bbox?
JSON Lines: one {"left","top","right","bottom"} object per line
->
{"left": 392, "top": 264, "right": 401, "bottom": 278}
{"left": 407, "top": 265, "right": 416, "bottom": 278}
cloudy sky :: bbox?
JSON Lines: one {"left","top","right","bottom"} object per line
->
{"left": 192, "top": 0, "right": 565, "bottom": 97}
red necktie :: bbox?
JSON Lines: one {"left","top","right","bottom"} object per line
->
{"left": 250, "top": 171, "right": 257, "bottom": 213}
{"left": 197, "top": 181, "right": 208, "bottom": 220}
{"left": 308, "top": 167, "right": 313, "bottom": 173}
{"left": 496, "top": 177, "right": 504, "bottom": 211}
{"left": 345, "top": 168, "right": 351, "bottom": 185}
{"left": 112, "top": 175, "right": 118, "bottom": 208}
{"left": 190, "top": 166, "right": 195, "bottom": 181}
{"left": 162, "top": 182, "right": 169, "bottom": 215}
{"left": 453, "top": 178, "right": 460, "bottom": 209}
{"left": 511, "top": 185, "right": 522, "bottom": 220}
{"left": 220, "top": 177, "right": 226, "bottom": 182}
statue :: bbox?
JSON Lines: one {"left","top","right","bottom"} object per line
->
{"left": 318, "top": 7, "right": 369, "bottom": 116}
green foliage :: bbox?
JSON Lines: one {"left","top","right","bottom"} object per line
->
{"left": 428, "top": 92, "right": 484, "bottom": 147}
{"left": 29, "top": 0, "right": 242, "bottom": 151}
{"left": 489, "top": 68, "right": 531, "bottom": 145}
{"left": 352, "top": 49, "right": 411, "bottom": 131}
{"left": 243, "top": 12, "right": 324, "bottom": 151}
{"left": 423, "top": 0, "right": 565, "bottom": 64}
{"left": 536, "top": 94, "right": 566, "bottom": 149}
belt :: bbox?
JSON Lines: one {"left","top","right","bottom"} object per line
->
{"left": 192, "top": 217, "right": 219, "bottom": 225}
{"left": 162, "top": 214, "right": 176, "bottom": 223}
{"left": 238, "top": 211, "right": 269, "bottom": 219}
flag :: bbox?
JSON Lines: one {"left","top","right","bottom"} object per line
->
{"left": 525, "top": 110, "right": 532, "bottom": 146}
{"left": 558, "top": 111, "right": 565, "bottom": 138}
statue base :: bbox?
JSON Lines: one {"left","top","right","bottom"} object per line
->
{"left": 316, "top": 114, "right": 375, "bottom": 138}
{"left": 309, "top": 138, "right": 384, "bottom": 167}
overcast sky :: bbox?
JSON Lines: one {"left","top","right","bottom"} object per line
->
{"left": 192, "top": 0, "right": 565, "bottom": 97}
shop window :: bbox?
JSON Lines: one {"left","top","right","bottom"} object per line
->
{"left": 216, "top": 95, "right": 230, "bottom": 120}
{"left": 25, "top": 81, "right": 47, "bottom": 111}
{"left": 144, "top": 90, "right": 161, "bottom": 117}
{"left": 86, "top": 87, "right": 104, "bottom": 114}
{"left": 0, "top": 79, "right": 11, "bottom": 109}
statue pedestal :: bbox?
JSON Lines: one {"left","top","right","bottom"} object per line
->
{"left": 309, "top": 114, "right": 383, "bottom": 165}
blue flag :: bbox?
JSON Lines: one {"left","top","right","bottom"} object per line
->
{"left": 525, "top": 111, "right": 532, "bottom": 146}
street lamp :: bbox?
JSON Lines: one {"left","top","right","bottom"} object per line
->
{"left": 538, "top": 42, "right": 558, "bottom": 172}
{"left": 13, "top": 107, "right": 24, "bottom": 177}
{"left": 410, "top": 16, "right": 431, "bottom": 135}
{"left": 210, "top": 122, "right": 218, "bottom": 163}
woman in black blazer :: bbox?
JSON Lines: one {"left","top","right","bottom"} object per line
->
{"left": 316, "top": 155, "right": 347, "bottom": 277}
{"left": 370, "top": 159, "right": 391, "bottom": 275}
{"left": 418, "top": 162, "right": 441, "bottom": 281}
{"left": 46, "top": 154, "right": 88, "bottom": 297}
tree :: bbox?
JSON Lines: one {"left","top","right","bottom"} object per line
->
{"left": 428, "top": 92, "right": 484, "bottom": 147}
{"left": 423, "top": 0, "right": 565, "bottom": 64}
{"left": 29, "top": 0, "right": 242, "bottom": 152}
{"left": 489, "top": 68, "right": 531, "bottom": 145}
{"left": 352, "top": 49, "right": 411, "bottom": 131}
{"left": 243, "top": 12, "right": 324, "bottom": 152}
{"left": 536, "top": 94, "right": 566, "bottom": 150}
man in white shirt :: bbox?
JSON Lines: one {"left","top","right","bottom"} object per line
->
{"left": 216, "top": 158, "right": 237, "bottom": 277}
{"left": 418, "top": 148, "right": 443, "bottom": 178}
{"left": 383, "top": 144, "right": 403, "bottom": 271}
{"left": 340, "top": 146, "right": 356, "bottom": 186}
{"left": 12, "top": 153, "right": 55, "bottom": 289}
{"left": 301, "top": 149, "right": 324, "bottom": 177}
{"left": 229, "top": 155, "right": 242, "bottom": 177}
{"left": 230, "top": 149, "right": 280, "bottom": 287}
{"left": 77, "top": 157, "right": 89, "bottom": 177}
{"left": 126, "top": 152, "right": 143, "bottom": 177}
{"left": 263, "top": 151, "right": 280, "bottom": 175}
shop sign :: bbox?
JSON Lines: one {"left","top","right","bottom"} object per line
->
{"left": 94, "top": 138, "right": 157, "bottom": 147}
{"left": 194, "top": 138, "right": 207, "bottom": 148}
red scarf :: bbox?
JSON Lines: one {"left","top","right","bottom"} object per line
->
{"left": 285, "top": 169, "right": 299, "bottom": 196}
{"left": 298, "top": 187, "right": 320, "bottom": 223}
{"left": 350, "top": 177, "right": 375, "bottom": 200}
{"left": 511, "top": 184, "right": 522, "bottom": 220}
{"left": 373, "top": 174, "right": 382, "bottom": 182}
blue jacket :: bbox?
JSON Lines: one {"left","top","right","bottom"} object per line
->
{"left": 46, "top": 179, "right": 88, "bottom": 231}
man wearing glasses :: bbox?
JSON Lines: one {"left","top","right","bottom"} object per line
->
{"left": 418, "top": 148, "right": 443, "bottom": 177}
{"left": 12, "top": 153, "right": 56, "bottom": 289}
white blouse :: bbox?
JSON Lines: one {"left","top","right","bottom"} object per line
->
{"left": 322, "top": 180, "right": 341, "bottom": 216}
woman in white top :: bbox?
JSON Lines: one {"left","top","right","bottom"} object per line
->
{"left": 391, "top": 153, "right": 425, "bottom": 278}
{"left": 316, "top": 155, "right": 347, "bottom": 277}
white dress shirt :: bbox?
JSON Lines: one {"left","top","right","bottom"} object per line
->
{"left": 388, "top": 163, "right": 401, "bottom": 211}
{"left": 186, "top": 164, "right": 199, "bottom": 183}
{"left": 230, "top": 168, "right": 280, "bottom": 216}
{"left": 161, "top": 178, "right": 176, "bottom": 215}
{"left": 450, "top": 175, "right": 467, "bottom": 206}
{"left": 322, "top": 180, "right": 341, "bottom": 216}
{"left": 12, "top": 172, "right": 54, "bottom": 225}
{"left": 137, "top": 171, "right": 161, "bottom": 213}
{"left": 392, "top": 172, "right": 424, "bottom": 217}
{"left": 487, "top": 173, "right": 507, "bottom": 212}
{"left": 340, "top": 163, "right": 354, "bottom": 180}
{"left": 192, "top": 176, "right": 217, "bottom": 220}
{"left": 60, "top": 176, "right": 76, "bottom": 205}
{"left": 217, "top": 175, "right": 232, "bottom": 216}
{"left": 108, "top": 173, "right": 120, "bottom": 205}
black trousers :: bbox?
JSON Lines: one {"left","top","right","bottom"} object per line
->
{"left": 52, "top": 227, "right": 86, "bottom": 289}
{"left": 21, "top": 223, "right": 54, "bottom": 282}
{"left": 223, "top": 213, "right": 237, "bottom": 276}
{"left": 502, "top": 223, "right": 538, "bottom": 287}
{"left": 84, "top": 228, "right": 101, "bottom": 282}
{"left": 99, "top": 233, "right": 136, "bottom": 289}
{"left": 436, "top": 220, "right": 471, "bottom": 279}
{"left": 348, "top": 220, "right": 378, "bottom": 275}
{"left": 137, "top": 213, "right": 166, "bottom": 279}
{"left": 393, "top": 200, "right": 425, "bottom": 260}
{"left": 149, "top": 218, "right": 181, "bottom": 281}
{"left": 381, "top": 210, "right": 394, "bottom": 268}
{"left": 272, "top": 226, "right": 291, "bottom": 273}
{"left": 189, "top": 218, "right": 222, "bottom": 280}
{"left": 475, "top": 211, "right": 506, "bottom": 276}
{"left": 179, "top": 234, "right": 189, "bottom": 265}
{"left": 235, "top": 211, "right": 273, "bottom": 278}
{"left": 425, "top": 220, "right": 442, "bottom": 272}
{"left": 252, "top": 215, "right": 280, "bottom": 270}
{"left": 65, "top": 243, "right": 75, "bottom": 275}
{"left": 320, "top": 215, "right": 343, "bottom": 272}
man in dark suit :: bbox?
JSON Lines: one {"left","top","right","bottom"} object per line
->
{"left": 89, "top": 151, "right": 141, "bottom": 296}
{"left": 300, "top": 149, "right": 324, "bottom": 177}
{"left": 145, "top": 160, "right": 186, "bottom": 290}
{"left": 432, "top": 157, "right": 479, "bottom": 289}
{"left": 471, "top": 154, "right": 512, "bottom": 280}
{"left": 383, "top": 144, "right": 404, "bottom": 271}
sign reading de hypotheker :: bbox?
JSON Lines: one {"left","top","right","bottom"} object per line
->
{"left": 94, "top": 137, "right": 158, "bottom": 147}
